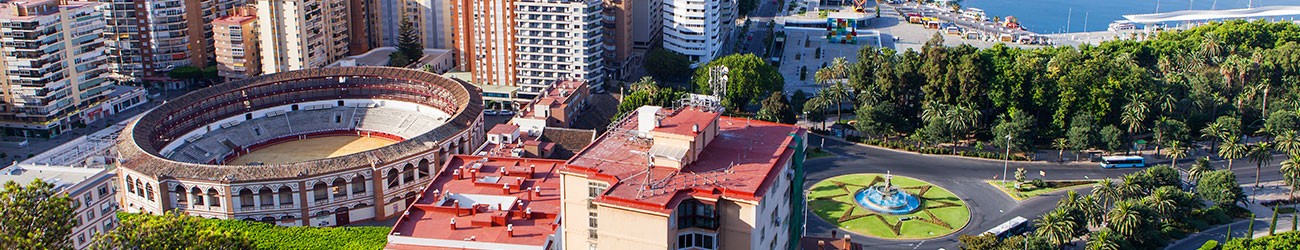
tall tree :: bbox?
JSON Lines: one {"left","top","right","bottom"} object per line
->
{"left": 0, "top": 180, "right": 78, "bottom": 249}
{"left": 1121, "top": 95, "right": 1149, "bottom": 155}
{"left": 1106, "top": 200, "right": 1148, "bottom": 240}
{"left": 1086, "top": 229, "right": 1124, "bottom": 250}
{"left": 693, "top": 54, "right": 783, "bottom": 111}
{"left": 1101, "top": 125, "right": 1125, "bottom": 153}
{"left": 1219, "top": 136, "right": 1248, "bottom": 171}
{"left": 1165, "top": 140, "right": 1188, "bottom": 167}
{"left": 91, "top": 211, "right": 253, "bottom": 249}
{"left": 1053, "top": 138, "right": 1070, "bottom": 162}
{"left": 1281, "top": 155, "right": 1300, "bottom": 200}
{"left": 397, "top": 18, "right": 423, "bottom": 62}
{"left": 1275, "top": 130, "right": 1300, "bottom": 157}
{"left": 1189, "top": 157, "right": 1215, "bottom": 182}
{"left": 756, "top": 92, "right": 796, "bottom": 124}
{"left": 1249, "top": 142, "right": 1274, "bottom": 187}
{"left": 1068, "top": 113, "right": 1097, "bottom": 161}
{"left": 644, "top": 48, "right": 693, "bottom": 81}
{"left": 1094, "top": 179, "right": 1118, "bottom": 208}
{"left": 1034, "top": 208, "right": 1078, "bottom": 247}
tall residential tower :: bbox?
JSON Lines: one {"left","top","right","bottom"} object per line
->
{"left": 452, "top": 0, "right": 605, "bottom": 98}
{"left": 0, "top": 0, "right": 110, "bottom": 137}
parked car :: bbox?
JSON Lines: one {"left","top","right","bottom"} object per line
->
{"left": 485, "top": 110, "right": 498, "bottom": 116}
{"left": 499, "top": 110, "right": 514, "bottom": 116}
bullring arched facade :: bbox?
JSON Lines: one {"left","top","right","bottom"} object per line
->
{"left": 115, "top": 67, "right": 484, "bottom": 226}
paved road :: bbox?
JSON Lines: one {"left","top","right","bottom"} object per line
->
{"left": 737, "top": 0, "right": 783, "bottom": 56}
{"left": 803, "top": 134, "right": 1142, "bottom": 249}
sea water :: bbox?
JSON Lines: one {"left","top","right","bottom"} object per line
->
{"left": 955, "top": 0, "right": 1300, "bottom": 33}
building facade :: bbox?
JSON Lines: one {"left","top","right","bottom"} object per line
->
{"left": 601, "top": 0, "right": 660, "bottom": 80}
{"left": 0, "top": 0, "right": 110, "bottom": 138}
{"left": 452, "top": 0, "right": 605, "bottom": 98}
{"left": 213, "top": 5, "right": 259, "bottom": 79}
{"left": 662, "top": 0, "right": 735, "bottom": 66}
{"left": 98, "top": 0, "right": 245, "bottom": 82}
{"left": 0, "top": 164, "right": 120, "bottom": 249}
{"left": 560, "top": 103, "right": 807, "bottom": 250}
{"left": 376, "top": 0, "right": 450, "bottom": 49}
{"left": 255, "top": 0, "right": 351, "bottom": 74}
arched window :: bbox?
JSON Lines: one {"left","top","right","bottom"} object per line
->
{"left": 173, "top": 185, "right": 188, "bottom": 207}
{"left": 145, "top": 184, "right": 154, "bottom": 201}
{"left": 259, "top": 187, "right": 274, "bottom": 207}
{"left": 312, "top": 182, "right": 328, "bottom": 202}
{"left": 135, "top": 180, "right": 144, "bottom": 197}
{"left": 331, "top": 179, "right": 347, "bottom": 198}
{"left": 238, "top": 189, "right": 254, "bottom": 208}
{"left": 125, "top": 177, "right": 135, "bottom": 194}
{"left": 417, "top": 159, "right": 430, "bottom": 178}
{"left": 207, "top": 188, "right": 221, "bottom": 207}
{"left": 386, "top": 169, "right": 400, "bottom": 189}
{"left": 191, "top": 187, "right": 204, "bottom": 206}
{"left": 350, "top": 176, "right": 366, "bottom": 194}
{"left": 401, "top": 164, "right": 415, "bottom": 184}
{"left": 278, "top": 186, "right": 293, "bottom": 205}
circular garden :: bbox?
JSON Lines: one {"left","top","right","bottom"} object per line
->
{"left": 808, "top": 174, "right": 971, "bottom": 239}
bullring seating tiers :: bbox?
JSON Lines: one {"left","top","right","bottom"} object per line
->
{"left": 167, "top": 105, "right": 448, "bottom": 164}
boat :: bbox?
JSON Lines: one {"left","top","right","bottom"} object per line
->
{"left": 1001, "top": 16, "right": 1021, "bottom": 29}
{"left": 1108, "top": 21, "right": 1136, "bottom": 32}
{"left": 962, "top": 8, "right": 988, "bottom": 22}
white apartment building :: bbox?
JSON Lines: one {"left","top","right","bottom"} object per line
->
{"left": 0, "top": 0, "right": 110, "bottom": 138}
{"left": 453, "top": 0, "right": 605, "bottom": 98}
{"left": 513, "top": 0, "right": 606, "bottom": 97}
{"left": 256, "top": 0, "right": 351, "bottom": 74}
{"left": 662, "top": 0, "right": 735, "bottom": 66}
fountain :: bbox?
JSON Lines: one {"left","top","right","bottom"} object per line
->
{"left": 853, "top": 171, "right": 922, "bottom": 215}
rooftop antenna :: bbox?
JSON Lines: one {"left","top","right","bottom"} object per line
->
{"left": 635, "top": 151, "right": 655, "bottom": 198}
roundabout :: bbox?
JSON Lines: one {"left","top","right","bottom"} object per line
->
{"left": 808, "top": 173, "right": 970, "bottom": 240}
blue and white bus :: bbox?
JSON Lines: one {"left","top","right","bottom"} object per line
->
{"left": 1101, "top": 156, "right": 1146, "bottom": 168}
{"left": 984, "top": 216, "right": 1030, "bottom": 239}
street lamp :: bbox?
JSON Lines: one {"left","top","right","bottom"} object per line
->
{"left": 1002, "top": 134, "right": 1011, "bottom": 185}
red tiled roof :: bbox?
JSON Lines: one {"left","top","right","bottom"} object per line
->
{"left": 518, "top": 80, "right": 585, "bottom": 118}
{"left": 487, "top": 124, "right": 519, "bottom": 135}
{"left": 387, "top": 155, "right": 564, "bottom": 249}
{"left": 563, "top": 107, "right": 805, "bottom": 214}
{"left": 652, "top": 108, "right": 720, "bottom": 136}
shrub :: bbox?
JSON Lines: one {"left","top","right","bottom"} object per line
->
{"left": 1197, "top": 240, "right": 1218, "bottom": 250}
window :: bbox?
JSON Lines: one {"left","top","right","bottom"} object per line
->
{"left": 278, "top": 186, "right": 293, "bottom": 205}
{"left": 676, "top": 232, "right": 715, "bottom": 249}
{"left": 676, "top": 200, "right": 718, "bottom": 230}
{"left": 588, "top": 212, "right": 598, "bottom": 228}
{"left": 83, "top": 194, "right": 93, "bottom": 205}
{"left": 351, "top": 176, "right": 366, "bottom": 194}
{"left": 587, "top": 182, "right": 607, "bottom": 198}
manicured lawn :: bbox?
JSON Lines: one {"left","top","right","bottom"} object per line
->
{"left": 808, "top": 174, "right": 970, "bottom": 239}
{"left": 986, "top": 180, "right": 1097, "bottom": 200}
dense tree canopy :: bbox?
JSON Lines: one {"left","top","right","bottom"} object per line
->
{"left": 644, "top": 48, "right": 693, "bottom": 81}
{"left": 693, "top": 53, "right": 783, "bottom": 111}
{"left": 615, "top": 77, "right": 684, "bottom": 119}
{"left": 841, "top": 20, "right": 1300, "bottom": 153}
{"left": 756, "top": 92, "right": 796, "bottom": 124}
{"left": 0, "top": 180, "right": 78, "bottom": 249}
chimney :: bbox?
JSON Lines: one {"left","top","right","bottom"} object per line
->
{"left": 817, "top": 240, "right": 825, "bottom": 250}
{"left": 507, "top": 224, "right": 514, "bottom": 237}
{"left": 449, "top": 217, "right": 456, "bottom": 230}
{"left": 841, "top": 235, "right": 851, "bottom": 250}
{"left": 692, "top": 124, "right": 699, "bottom": 134}
{"left": 453, "top": 200, "right": 461, "bottom": 215}
{"left": 502, "top": 183, "right": 510, "bottom": 195}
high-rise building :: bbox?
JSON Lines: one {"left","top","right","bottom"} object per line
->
{"left": 662, "top": 0, "right": 735, "bottom": 66}
{"left": 376, "top": 0, "right": 450, "bottom": 49}
{"left": 452, "top": 0, "right": 605, "bottom": 98}
{"left": 98, "top": 0, "right": 246, "bottom": 82}
{"left": 213, "top": 5, "right": 259, "bottom": 79}
{"left": 602, "top": 0, "right": 660, "bottom": 80}
{"left": 255, "top": 0, "right": 352, "bottom": 74}
{"left": 0, "top": 0, "right": 110, "bottom": 137}
{"left": 560, "top": 103, "right": 807, "bottom": 249}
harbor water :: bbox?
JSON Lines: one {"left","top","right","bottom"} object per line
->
{"left": 957, "top": 0, "right": 1300, "bottom": 33}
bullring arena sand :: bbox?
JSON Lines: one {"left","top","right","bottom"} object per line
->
{"left": 228, "top": 136, "right": 398, "bottom": 165}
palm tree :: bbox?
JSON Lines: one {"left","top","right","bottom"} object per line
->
{"left": 1106, "top": 201, "right": 1146, "bottom": 238}
{"left": 1199, "top": 32, "right": 1223, "bottom": 64}
{"left": 1094, "top": 179, "right": 1118, "bottom": 208}
{"left": 1121, "top": 95, "right": 1149, "bottom": 155}
{"left": 1202, "top": 121, "right": 1228, "bottom": 153}
{"left": 1087, "top": 229, "right": 1123, "bottom": 250}
{"left": 1054, "top": 138, "right": 1069, "bottom": 163}
{"left": 1035, "top": 208, "right": 1078, "bottom": 247}
{"left": 1219, "top": 136, "right": 1248, "bottom": 171}
{"left": 1280, "top": 155, "right": 1300, "bottom": 200}
{"left": 1249, "top": 142, "right": 1274, "bottom": 187}
{"left": 1146, "top": 188, "right": 1178, "bottom": 220}
{"left": 817, "top": 82, "right": 852, "bottom": 123}
{"left": 1189, "top": 157, "right": 1214, "bottom": 182}
{"left": 1080, "top": 194, "right": 1104, "bottom": 227}
{"left": 945, "top": 104, "right": 981, "bottom": 153}
{"left": 1275, "top": 130, "right": 1300, "bottom": 157}
{"left": 1165, "top": 140, "right": 1188, "bottom": 167}
{"left": 1119, "top": 174, "right": 1147, "bottom": 200}
{"left": 805, "top": 95, "right": 832, "bottom": 130}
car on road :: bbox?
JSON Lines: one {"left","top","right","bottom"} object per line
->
{"left": 498, "top": 110, "right": 514, "bottom": 116}
{"left": 484, "top": 110, "right": 498, "bottom": 116}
